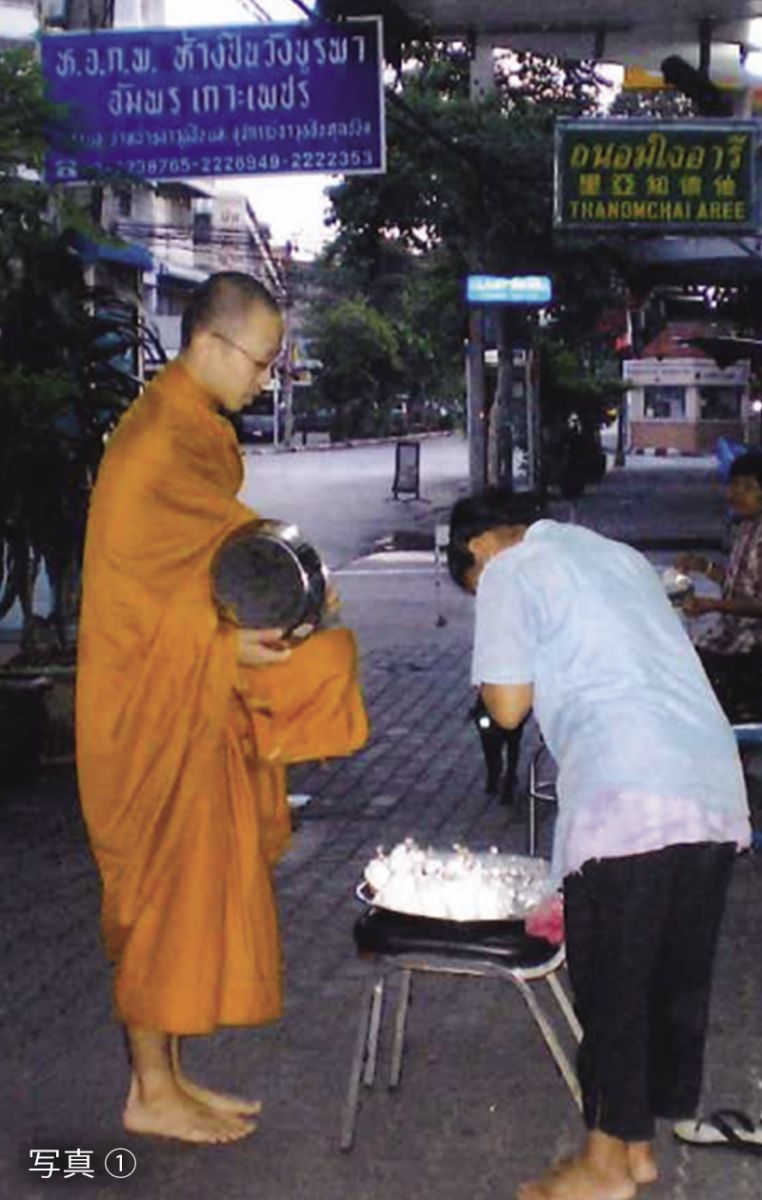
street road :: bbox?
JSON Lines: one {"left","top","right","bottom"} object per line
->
{"left": 0, "top": 436, "right": 468, "bottom": 639}
{"left": 240, "top": 434, "right": 468, "bottom": 568}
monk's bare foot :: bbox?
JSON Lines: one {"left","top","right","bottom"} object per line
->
{"left": 518, "top": 1149, "right": 636, "bottom": 1200}
{"left": 627, "top": 1142, "right": 658, "bottom": 1185}
{"left": 124, "top": 1079, "right": 256, "bottom": 1144}
{"left": 169, "top": 1039, "right": 261, "bottom": 1116}
{"left": 175, "top": 1073, "right": 262, "bottom": 1117}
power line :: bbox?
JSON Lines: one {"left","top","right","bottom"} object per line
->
{"left": 236, "top": 0, "right": 315, "bottom": 22}
{"left": 284, "top": 0, "right": 315, "bottom": 18}
{"left": 235, "top": 0, "right": 274, "bottom": 23}
{"left": 109, "top": 216, "right": 330, "bottom": 256}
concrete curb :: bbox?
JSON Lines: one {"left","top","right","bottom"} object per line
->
{"left": 243, "top": 430, "right": 457, "bottom": 455}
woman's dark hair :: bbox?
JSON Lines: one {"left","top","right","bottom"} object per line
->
{"left": 728, "top": 450, "right": 762, "bottom": 489}
{"left": 447, "top": 487, "right": 546, "bottom": 590}
{"left": 180, "top": 272, "right": 280, "bottom": 348}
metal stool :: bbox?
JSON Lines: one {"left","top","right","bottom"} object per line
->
{"left": 340, "top": 907, "right": 582, "bottom": 1151}
{"left": 528, "top": 738, "right": 557, "bottom": 856}
{"left": 732, "top": 722, "right": 762, "bottom": 748}
{"left": 733, "top": 723, "right": 762, "bottom": 850}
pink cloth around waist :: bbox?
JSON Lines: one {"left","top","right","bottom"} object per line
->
{"left": 559, "top": 789, "right": 751, "bottom": 880}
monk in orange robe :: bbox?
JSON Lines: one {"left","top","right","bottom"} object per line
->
{"left": 76, "top": 272, "right": 368, "bottom": 1144}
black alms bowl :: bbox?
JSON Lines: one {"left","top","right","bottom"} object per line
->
{"left": 211, "top": 518, "right": 328, "bottom": 637}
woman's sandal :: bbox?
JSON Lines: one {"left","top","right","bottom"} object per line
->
{"left": 673, "top": 1109, "right": 762, "bottom": 1155}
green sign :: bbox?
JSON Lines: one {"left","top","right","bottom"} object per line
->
{"left": 554, "top": 118, "right": 758, "bottom": 231}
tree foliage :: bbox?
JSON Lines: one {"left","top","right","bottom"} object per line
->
{"left": 537, "top": 339, "right": 623, "bottom": 432}
{"left": 609, "top": 84, "right": 697, "bottom": 119}
{"left": 0, "top": 48, "right": 154, "bottom": 658}
{"left": 326, "top": 43, "right": 610, "bottom": 278}
{"left": 309, "top": 297, "right": 402, "bottom": 437}
{"left": 313, "top": 38, "right": 628, "bottom": 433}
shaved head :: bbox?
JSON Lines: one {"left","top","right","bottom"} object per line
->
{"left": 181, "top": 272, "right": 281, "bottom": 348}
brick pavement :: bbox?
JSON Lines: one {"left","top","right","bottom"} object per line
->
{"left": 2, "top": 456, "right": 762, "bottom": 1200}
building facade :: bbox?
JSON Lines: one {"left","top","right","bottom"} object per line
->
{"left": 101, "top": 182, "right": 284, "bottom": 366}
{"left": 3, "top": 0, "right": 298, "bottom": 401}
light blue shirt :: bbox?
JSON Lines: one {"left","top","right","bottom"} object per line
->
{"left": 471, "top": 520, "right": 750, "bottom": 881}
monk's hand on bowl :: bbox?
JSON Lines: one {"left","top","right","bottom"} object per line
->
{"left": 325, "top": 582, "right": 342, "bottom": 615}
{"left": 237, "top": 627, "right": 292, "bottom": 666}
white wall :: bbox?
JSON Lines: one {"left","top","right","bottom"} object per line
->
{"left": 114, "top": 0, "right": 166, "bottom": 27}
{"left": 0, "top": 1, "right": 38, "bottom": 40}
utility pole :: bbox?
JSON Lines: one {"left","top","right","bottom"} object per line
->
{"left": 465, "top": 313, "right": 486, "bottom": 489}
{"left": 40, "top": 0, "right": 114, "bottom": 221}
{"left": 466, "top": 37, "right": 494, "bottom": 492}
{"left": 280, "top": 241, "right": 294, "bottom": 449}
{"left": 614, "top": 396, "right": 627, "bottom": 467}
{"left": 64, "top": 0, "right": 113, "bottom": 28}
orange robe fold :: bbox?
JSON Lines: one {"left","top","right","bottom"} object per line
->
{"left": 76, "top": 360, "right": 368, "bottom": 1035}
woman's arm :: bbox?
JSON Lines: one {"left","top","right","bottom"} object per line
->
{"left": 683, "top": 595, "right": 762, "bottom": 620}
{"left": 480, "top": 682, "right": 534, "bottom": 730}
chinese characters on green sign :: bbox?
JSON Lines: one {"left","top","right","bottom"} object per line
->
{"left": 554, "top": 119, "right": 758, "bottom": 231}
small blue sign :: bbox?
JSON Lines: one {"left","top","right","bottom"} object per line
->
{"left": 41, "top": 19, "right": 385, "bottom": 184}
{"left": 466, "top": 274, "right": 552, "bottom": 305}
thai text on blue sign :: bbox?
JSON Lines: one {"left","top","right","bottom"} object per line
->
{"left": 554, "top": 118, "right": 758, "bottom": 231}
{"left": 41, "top": 19, "right": 385, "bottom": 184}
{"left": 466, "top": 275, "right": 552, "bottom": 305}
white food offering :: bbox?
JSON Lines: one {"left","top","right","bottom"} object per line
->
{"left": 362, "top": 839, "right": 551, "bottom": 921}
{"left": 661, "top": 567, "right": 693, "bottom": 598}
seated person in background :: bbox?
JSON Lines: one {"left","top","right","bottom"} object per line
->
{"left": 677, "top": 450, "right": 762, "bottom": 720}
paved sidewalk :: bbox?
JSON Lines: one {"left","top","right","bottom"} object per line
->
{"left": 2, "top": 456, "right": 761, "bottom": 1200}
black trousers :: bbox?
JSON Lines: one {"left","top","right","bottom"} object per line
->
{"left": 697, "top": 647, "right": 762, "bottom": 722}
{"left": 563, "top": 842, "right": 736, "bottom": 1142}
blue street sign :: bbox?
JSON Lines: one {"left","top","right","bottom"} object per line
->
{"left": 466, "top": 274, "right": 553, "bottom": 305}
{"left": 41, "top": 19, "right": 385, "bottom": 184}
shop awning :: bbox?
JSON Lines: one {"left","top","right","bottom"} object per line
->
{"left": 73, "top": 234, "right": 153, "bottom": 272}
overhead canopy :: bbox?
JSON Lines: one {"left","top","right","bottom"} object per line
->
{"left": 624, "top": 236, "right": 762, "bottom": 287}
{"left": 681, "top": 335, "right": 762, "bottom": 366}
{"left": 385, "top": 0, "right": 760, "bottom": 80}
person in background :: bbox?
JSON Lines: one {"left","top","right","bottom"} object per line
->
{"left": 448, "top": 487, "right": 750, "bottom": 1200}
{"left": 676, "top": 449, "right": 762, "bottom": 720}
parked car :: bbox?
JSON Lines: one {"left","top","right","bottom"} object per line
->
{"left": 299, "top": 407, "right": 335, "bottom": 435}
{"left": 389, "top": 403, "right": 408, "bottom": 435}
{"left": 240, "top": 411, "right": 275, "bottom": 442}
{"left": 238, "top": 396, "right": 290, "bottom": 443}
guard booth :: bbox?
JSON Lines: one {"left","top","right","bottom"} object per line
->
{"left": 468, "top": 275, "right": 550, "bottom": 493}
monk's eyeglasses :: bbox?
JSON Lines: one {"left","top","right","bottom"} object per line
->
{"left": 211, "top": 330, "right": 269, "bottom": 372}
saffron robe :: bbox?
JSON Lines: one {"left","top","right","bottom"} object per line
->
{"left": 76, "top": 360, "right": 368, "bottom": 1034}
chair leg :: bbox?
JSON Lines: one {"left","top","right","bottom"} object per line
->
{"left": 546, "top": 970, "right": 583, "bottom": 1042}
{"left": 527, "top": 740, "right": 558, "bottom": 856}
{"left": 363, "top": 979, "right": 385, "bottom": 1086}
{"left": 527, "top": 754, "right": 538, "bottom": 856}
{"left": 339, "top": 978, "right": 384, "bottom": 1152}
{"left": 389, "top": 969, "right": 412, "bottom": 1090}
{"left": 511, "top": 974, "right": 583, "bottom": 1111}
